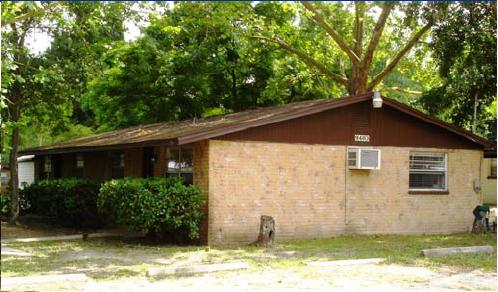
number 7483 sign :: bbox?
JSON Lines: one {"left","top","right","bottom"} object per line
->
{"left": 354, "top": 134, "right": 370, "bottom": 142}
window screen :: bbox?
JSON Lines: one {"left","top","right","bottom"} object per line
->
{"left": 409, "top": 152, "right": 447, "bottom": 190}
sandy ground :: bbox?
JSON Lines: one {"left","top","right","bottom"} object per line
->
{"left": 83, "top": 266, "right": 496, "bottom": 292}
{"left": 2, "top": 223, "right": 496, "bottom": 291}
{"left": 4, "top": 262, "right": 496, "bottom": 292}
{"left": 1, "top": 221, "right": 84, "bottom": 239}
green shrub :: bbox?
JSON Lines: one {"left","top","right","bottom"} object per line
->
{"left": 1, "top": 193, "right": 10, "bottom": 219}
{"left": 98, "top": 177, "right": 205, "bottom": 240}
{"left": 21, "top": 179, "right": 102, "bottom": 228}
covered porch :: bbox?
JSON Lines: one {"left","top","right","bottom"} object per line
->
{"left": 31, "top": 144, "right": 196, "bottom": 184}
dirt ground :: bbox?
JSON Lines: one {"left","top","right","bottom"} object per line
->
{"left": 2, "top": 223, "right": 496, "bottom": 291}
{"left": 5, "top": 263, "right": 496, "bottom": 292}
{"left": 1, "top": 221, "right": 85, "bottom": 239}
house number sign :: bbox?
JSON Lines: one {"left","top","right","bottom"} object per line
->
{"left": 354, "top": 134, "right": 370, "bottom": 142}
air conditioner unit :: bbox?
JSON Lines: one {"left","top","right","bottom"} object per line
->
{"left": 348, "top": 147, "right": 381, "bottom": 170}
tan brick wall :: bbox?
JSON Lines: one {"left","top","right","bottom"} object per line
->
{"left": 207, "top": 140, "right": 347, "bottom": 244}
{"left": 345, "top": 147, "right": 480, "bottom": 234}
{"left": 193, "top": 141, "right": 210, "bottom": 244}
{"left": 202, "top": 140, "right": 482, "bottom": 245}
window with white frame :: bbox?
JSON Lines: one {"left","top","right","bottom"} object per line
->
{"left": 409, "top": 152, "right": 447, "bottom": 190}
{"left": 166, "top": 147, "right": 193, "bottom": 184}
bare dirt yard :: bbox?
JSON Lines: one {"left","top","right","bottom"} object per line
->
{"left": 1, "top": 223, "right": 496, "bottom": 291}
{"left": 1, "top": 221, "right": 88, "bottom": 239}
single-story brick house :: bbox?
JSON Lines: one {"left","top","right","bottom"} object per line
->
{"left": 20, "top": 93, "right": 493, "bottom": 244}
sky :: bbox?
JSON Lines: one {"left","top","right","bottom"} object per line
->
{"left": 24, "top": 2, "right": 169, "bottom": 55}
{"left": 25, "top": 20, "right": 142, "bottom": 55}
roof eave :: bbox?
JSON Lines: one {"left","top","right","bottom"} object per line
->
{"left": 19, "top": 139, "right": 178, "bottom": 156}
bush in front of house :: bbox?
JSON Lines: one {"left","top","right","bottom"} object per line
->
{"left": 1, "top": 193, "right": 10, "bottom": 220}
{"left": 98, "top": 177, "right": 205, "bottom": 242}
{"left": 21, "top": 179, "right": 102, "bottom": 228}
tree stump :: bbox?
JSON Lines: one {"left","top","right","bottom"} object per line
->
{"left": 253, "top": 215, "right": 275, "bottom": 246}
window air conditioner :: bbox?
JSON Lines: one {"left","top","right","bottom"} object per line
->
{"left": 348, "top": 147, "right": 381, "bottom": 170}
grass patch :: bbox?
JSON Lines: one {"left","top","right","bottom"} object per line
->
{"left": 278, "top": 233, "right": 496, "bottom": 271}
{"left": 2, "top": 233, "right": 495, "bottom": 281}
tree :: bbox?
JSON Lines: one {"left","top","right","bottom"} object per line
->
{"left": 84, "top": 2, "right": 285, "bottom": 130}
{"left": 251, "top": 2, "right": 446, "bottom": 96}
{"left": 1, "top": 2, "right": 63, "bottom": 224}
{"left": 418, "top": 2, "right": 496, "bottom": 138}
{"left": 1, "top": 2, "right": 137, "bottom": 223}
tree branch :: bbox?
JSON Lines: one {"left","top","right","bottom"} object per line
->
{"left": 3, "top": 2, "right": 60, "bottom": 25}
{"left": 367, "top": 22, "right": 432, "bottom": 91}
{"left": 384, "top": 86, "right": 422, "bottom": 96}
{"left": 353, "top": 2, "right": 365, "bottom": 59}
{"left": 361, "top": 3, "right": 393, "bottom": 71}
{"left": 301, "top": 2, "right": 361, "bottom": 65}
{"left": 252, "top": 35, "right": 348, "bottom": 85}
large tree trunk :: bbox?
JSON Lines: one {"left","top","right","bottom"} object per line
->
{"left": 8, "top": 22, "right": 27, "bottom": 226}
{"left": 8, "top": 101, "right": 20, "bottom": 225}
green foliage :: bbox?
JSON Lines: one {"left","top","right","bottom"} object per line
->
{"left": 2, "top": 1, "right": 494, "bottom": 150}
{"left": 21, "top": 179, "right": 102, "bottom": 228}
{"left": 98, "top": 177, "right": 205, "bottom": 240}
{"left": 84, "top": 2, "right": 338, "bottom": 130}
{"left": 419, "top": 2, "right": 496, "bottom": 138}
{"left": 1, "top": 193, "right": 10, "bottom": 219}
{"left": 1, "top": 2, "right": 140, "bottom": 154}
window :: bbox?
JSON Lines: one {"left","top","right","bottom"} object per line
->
{"left": 1, "top": 172, "right": 8, "bottom": 185}
{"left": 43, "top": 156, "right": 52, "bottom": 179}
{"left": 409, "top": 152, "right": 447, "bottom": 191}
{"left": 166, "top": 147, "right": 193, "bottom": 184}
{"left": 490, "top": 158, "right": 497, "bottom": 178}
{"left": 111, "top": 152, "right": 125, "bottom": 179}
{"left": 74, "top": 153, "right": 84, "bottom": 178}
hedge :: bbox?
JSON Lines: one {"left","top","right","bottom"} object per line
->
{"left": 1, "top": 193, "right": 10, "bottom": 219}
{"left": 98, "top": 177, "right": 205, "bottom": 241}
{"left": 21, "top": 179, "right": 102, "bottom": 228}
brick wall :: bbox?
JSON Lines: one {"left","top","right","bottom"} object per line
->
{"left": 193, "top": 141, "right": 209, "bottom": 244}
{"left": 202, "top": 140, "right": 481, "bottom": 244}
{"left": 345, "top": 147, "right": 480, "bottom": 234}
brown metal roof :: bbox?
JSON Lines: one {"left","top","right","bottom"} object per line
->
{"left": 19, "top": 93, "right": 492, "bottom": 155}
